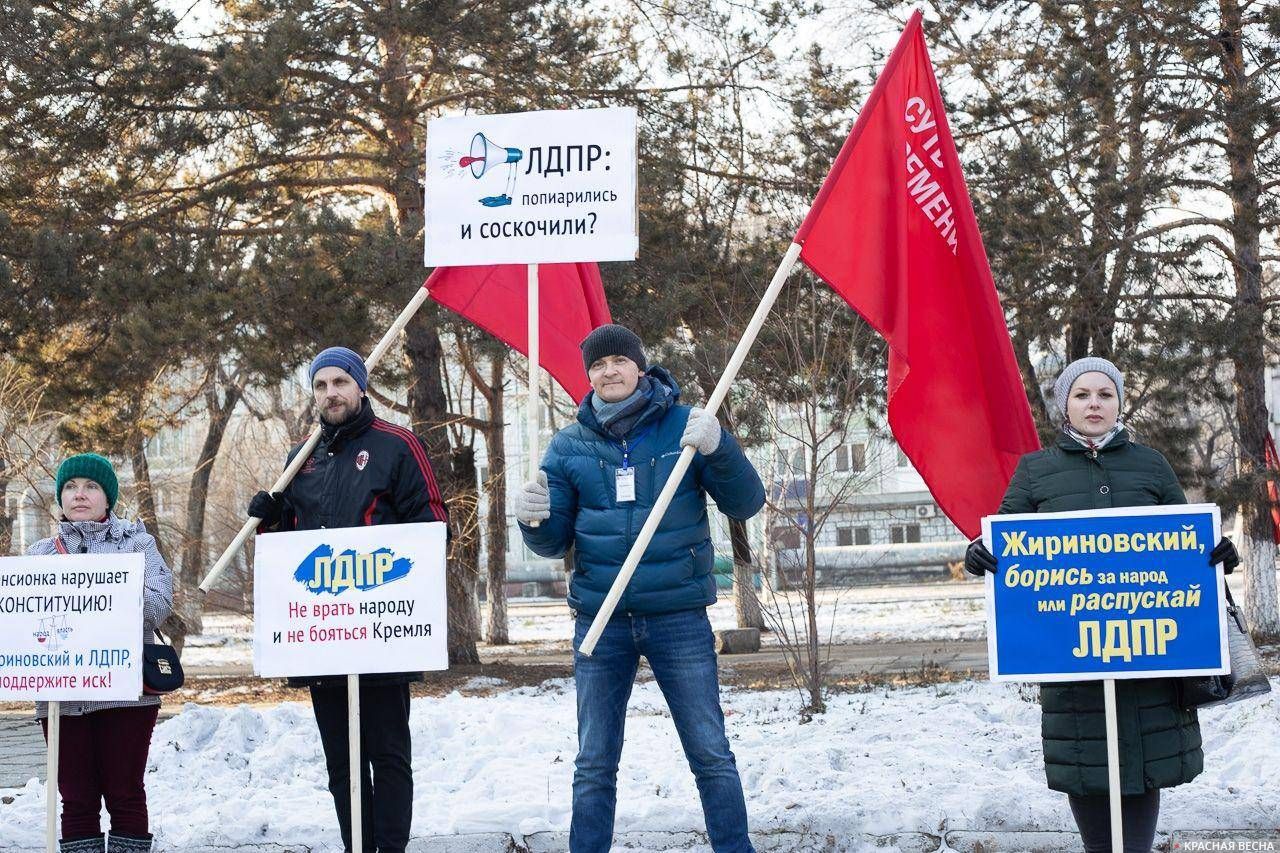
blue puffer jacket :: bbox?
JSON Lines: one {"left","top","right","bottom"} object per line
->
{"left": 520, "top": 367, "right": 765, "bottom": 616}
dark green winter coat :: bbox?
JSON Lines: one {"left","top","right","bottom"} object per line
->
{"left": 997, "top": 429, "right": 1204, "bottom": 796}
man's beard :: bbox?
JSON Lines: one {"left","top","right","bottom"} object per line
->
{"left": 320, "top": 399, "right": 360, "bottom": 426}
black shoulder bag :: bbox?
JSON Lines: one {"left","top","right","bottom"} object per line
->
{"left": 1180, "top": 585, "right": 1271, "bottom": 710}
{"left": 142, "top": 629, "right": 185, "bottom": 695}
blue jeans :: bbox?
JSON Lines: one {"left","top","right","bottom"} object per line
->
{"left": 571, "top": 608, "right": 754, "bottom": 853}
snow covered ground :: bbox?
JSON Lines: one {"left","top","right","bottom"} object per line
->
{"left": 1, "top": 676, "right": 1275, "bottom": 850}
{"left": 182, "top": 583, "right": 990, "bottom": 669}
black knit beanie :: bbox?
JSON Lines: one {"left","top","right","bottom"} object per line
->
{"left": 580, "top": 324, "right": 647, "bottom": 372}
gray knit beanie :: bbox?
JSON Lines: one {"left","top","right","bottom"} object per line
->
{"left": 1053, "top": 357, "right": 1124, "bottom": 418}
{"left": 580, "top": 324, "right": 647, "bottom": 372}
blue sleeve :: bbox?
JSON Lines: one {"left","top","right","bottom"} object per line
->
{"left": 519, "top": 439, "right": 577, "bottom": 558}
{"left": 695, "top": 428, "right": 765, "bottom": 520}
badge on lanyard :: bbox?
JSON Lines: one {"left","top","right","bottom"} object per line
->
{"left": 615, "top": 467, "right": 636, "bottom": 502}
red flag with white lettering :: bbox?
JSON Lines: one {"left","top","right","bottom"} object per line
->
{"left": 794, "top": 11, "right": 1039, "bottom": 538}
{"left": 426, "top": 263, "right": 611, "bottom": 403}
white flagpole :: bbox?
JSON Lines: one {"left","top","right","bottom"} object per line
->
{"left": 349, "top": 674, "right": 362, "bottom": 853}
{"left": 1104, "top": 678, "right": 1123, "bottom": 853}
{"left": 200, "top": 285, "right": 433, "bottom": 593}
{"left": 527, "top": 263, "right": 542, "bottom": 527}
{"left": 579, "top": 242, "right": 803, "bottom": 655}
{"left": 45, "top": 701, "right": 59, "bottom": 853}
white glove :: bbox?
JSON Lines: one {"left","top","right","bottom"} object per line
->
{"left": 516, "top": 472, "right": 551, "bottom": 524}
{"left": 681, "top": 407, "right": 722, "bottom": 455}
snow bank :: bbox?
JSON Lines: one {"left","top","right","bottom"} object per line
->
{"left": 1, "top": 677, "right": 1274, "bottom": 850}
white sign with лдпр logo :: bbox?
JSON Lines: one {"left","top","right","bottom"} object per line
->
{"left": 253, "top": 522, "right": 448, "bottom": 677}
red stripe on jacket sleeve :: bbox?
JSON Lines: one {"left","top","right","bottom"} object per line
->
{"left": 371, "top": 420, "right": 448, "bottom": 523}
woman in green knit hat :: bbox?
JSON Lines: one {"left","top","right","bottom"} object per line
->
{"left": 30, "top": 453, "right": 173, "bottom": 853}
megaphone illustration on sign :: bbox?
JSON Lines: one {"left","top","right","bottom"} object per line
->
{"left": 458, "top": 132, "right": 523, "bottom": 207}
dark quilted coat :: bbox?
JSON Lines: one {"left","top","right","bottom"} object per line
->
{"left": 269, "top": 398, "right": 449, "bottom": 688}
{"left": 519, "top": 367, "right": 765, "bottom": 617}
{"left": 998, "top": 429, "right": 1204, "bottom": 796}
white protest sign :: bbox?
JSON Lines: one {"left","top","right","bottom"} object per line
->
{"left": 253, "top": 522, "right": 448, "bottom": 677}
{"left": 424, "top": 107, "right": 638, "bottom": 266}
{"left": 0, "top": 553, "right": 144, "bottom": 701}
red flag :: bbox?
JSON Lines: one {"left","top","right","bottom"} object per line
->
{"left": 1265, "top": 433, "right": 1280, "bottom": 544}
{"left": 426, "top": 263, "right": 612, "bottom": 403}
{"left": 794, "top": 11, "right": 1039, "bottom": 538}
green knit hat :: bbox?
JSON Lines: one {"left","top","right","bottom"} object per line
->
{"left": 55, "top": 453, "right": 119, "bottom": 512}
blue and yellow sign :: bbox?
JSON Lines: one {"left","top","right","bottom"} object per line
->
{"left": 293, "top": 545, "right": 412, "bottom": 596}
{"left": 982, "top": 504, "right": 1228, "bottom": 682}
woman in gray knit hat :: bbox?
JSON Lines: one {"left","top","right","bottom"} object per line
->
{"left": 28, "top": 453, "right": 173, "bottom": 853}
{"left": 965, "top": 357, "right": 1239, "bottom": 853}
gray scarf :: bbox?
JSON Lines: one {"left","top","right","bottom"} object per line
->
{"left": 591, "top": 377, "right": 654, "bottom": 439}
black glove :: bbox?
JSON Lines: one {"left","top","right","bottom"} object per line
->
{"left": 965, "top": 537, "right": 998, "bottom": 577}
{"left": 248, "top": 490, "right": 285, "bottom": 527}
{"left": 1210, "top": 538, "right": 1239, "bottom": 575}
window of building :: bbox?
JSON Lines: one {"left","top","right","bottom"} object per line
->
{"left": 896, "top": 447, "right": 911, "bottom": 468}
{"left": 791, "top": 448, "right": 805, "bottom": 472}
{"left": 835, "top": 526, "right": 870, "bottom": 547}
{"left": 836, "top": 443, "right": 867, "bottom": 473}
{"left": 890, "top": 523, "right": 921, "bottom": 544}
{"left": 773, "top": 527, "right": 801, "bottom": 550}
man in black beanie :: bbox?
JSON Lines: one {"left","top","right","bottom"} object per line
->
{"left": 516, "top": 323, "right": 765, "bottom": 853}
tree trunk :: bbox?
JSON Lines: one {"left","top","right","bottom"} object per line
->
{"left": 484, "top": 355, "right": 510, "bottom": 645}
{"left": 1011, "top": 330, "right": 1054, "bottom": 442}
{"left": 129, "top": 433, "right": 192, "bottom": 653}
{"left": 128, "top": 433, "right": 170, "bottom": 564}
{"left": 179, "top": 384, "right": 240, "bottom": 585}
{"left": 1218, "top": 0, "right": 1279, "bottom": 638}
{"left": 404, "top": 312, "right": 481, "bottom": 663}
{"left": 700, "top": 388, "right": 765, "bottom": 629}
{"left": 729, "top": 517, "right": 764, "bottom": 629}
{"left": 759, "top": 489, "right": 775, "bottom": 592}
{"left": 0, "top": 463, "right": 12, "bottom": 555}
{"left": 803, "top": 412, "right": 824, "bottom": 716}
{"left": 377, "top": 21, "right": 481, "bottom": 660}
{"left": 448, "top": 444, "right": 483, "bottom": 663}
{"left": 169, "top": 380, "right": 242, "bottom": 647}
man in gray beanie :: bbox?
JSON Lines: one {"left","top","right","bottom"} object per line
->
{"left": 515, "top": 323, "right": 765, "bottom": 853}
